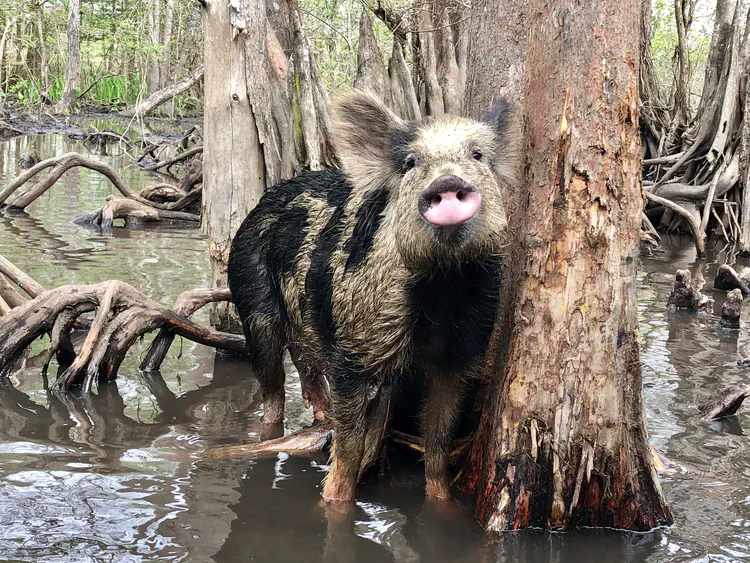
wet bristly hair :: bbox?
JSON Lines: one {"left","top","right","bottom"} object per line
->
{"left": 330, "top": 90, "right": 516, "bottom": 271}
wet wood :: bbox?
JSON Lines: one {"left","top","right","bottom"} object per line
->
{"left": 0, "top": 255, "right": 45, "bottom": 298}
{"left": 720, "top": 289, "right": 743, "bottom": 328}
{"left": 140, "top": 146, "right": 203, "bottom": 172}
{"left": 124, "top": 66, "right": 204, "bottom": 119}
{"left": 0, "top": 271, "right": 245, "bottom": 385}
{"left": 698, "top": 385, "right": 750, "bottom": 420}
{"left": 714, "top": 264, "right": 750, "bottom": 296}
{"left": 668, "top": 269, "right": 709, "bottom": 311}
{"left": 141, "top": 287, "right": 233, "bottom": 372}
{"left": 73, "top": 196, "right": 199, "bottom": 228}
{"left": 205, "top": 423, "right": 334, "bottom": 460}
{"left": 0, "top": 152, "right": 168, "bottom": 210}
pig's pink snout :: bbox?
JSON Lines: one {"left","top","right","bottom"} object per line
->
{"left": 419, "top": 174, "right": 481, "bottom": 228}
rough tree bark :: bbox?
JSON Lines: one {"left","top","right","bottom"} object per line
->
{"left": 419, "top": 4, "right": 444, "bottom": 116}
{"left": 670, "top": 0, "right": 692, "bottom": 145}
{"left": 435, "top": 0, "right": 463, "bottom": 114}
{"left": 353, "top": 10, "right": 390, "bottom": 102}
{"left": 465, "top": 0, "right": 672, "bottom": 531}
{"left": 202, "top": 0, "right": 267, "bottom": 330}
{"left": 57, "top": 0, "right": 80, "bottom": 113}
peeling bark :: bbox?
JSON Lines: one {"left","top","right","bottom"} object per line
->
{"left": 467, "top": 0, "right": 672, "bottom": 532}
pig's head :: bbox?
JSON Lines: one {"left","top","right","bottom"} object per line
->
{"left": 331, "top": 90, "right": 515, "bottom": 271}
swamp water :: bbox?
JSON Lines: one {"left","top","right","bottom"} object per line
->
{"left": 1, "top": 130, "right": 750, "bottom": 562}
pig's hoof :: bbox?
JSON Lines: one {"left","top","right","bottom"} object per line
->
{"left": 425, "top": 478, "right": 452, "bottom": 500}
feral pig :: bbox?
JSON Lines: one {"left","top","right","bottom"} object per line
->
{"left": 228, "top": 90, "right": 516, "bottom": 502}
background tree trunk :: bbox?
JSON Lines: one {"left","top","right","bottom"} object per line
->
{"left": 353, "top": 10, "right": 390, "bottom": 102}
{"left": 148, "top": 0, "right": 162, "bottom": 95}
{"left": 202, "top": 0, "right": 266, "bottom": 331}
{"left": 465, "top": 0, "right": 672, "bottom": 531}
{"left": 35, "top": 2, "right": 48, "bottom": 101}
{"left": 58, "top": 0, "right": 80, "bottom": 112}
{"left": 160, "top": 0, "right": 174, "bottom": 90}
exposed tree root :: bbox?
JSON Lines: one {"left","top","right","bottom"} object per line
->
{"left": 140, "top": 146, "right": 203, "bottom": 172}
{"left": 644, "top": 192, "right": 706, "bottom": 255}
{"left": 0, "top": 152, "right": 168, "bottom": 210}
{"left": 640, "top": 0, "right": 747, "bottom": 254}
{"left": 73, "top": 196, "right": 200, "bottom": 228}
{"left": 141, "top": 287, "right": 232, "bottom": 372}
{"left": 0, "top": 255, "right": 243, "bottom": 389}
{"left": 0, "top": 151, "right": 204, "bottom": 227}
{"left": 205, "top": 423, "right": 334, "bottom": 460}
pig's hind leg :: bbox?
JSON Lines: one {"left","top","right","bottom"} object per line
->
{"left": 322, "top": 356, "right": 370, "bottom": 502}
{"left": 245, "top": 316, "right": 287, "bottom": 424}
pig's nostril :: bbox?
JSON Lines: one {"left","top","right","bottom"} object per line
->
{"left": 456, "top": 191, "right": 465, "bottom": 201}
{"left": 430, "top": 194, "right": 442, "bottom": 206}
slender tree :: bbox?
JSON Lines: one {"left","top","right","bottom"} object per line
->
{"left": 57, "top": 0, "right": 80, "bottom": 113}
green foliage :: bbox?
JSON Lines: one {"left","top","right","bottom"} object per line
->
{"left": 650, "top": 0, "right": 714, "bottom": 114}
{"left": 1, "top": 0, "right": 203, "bottom": 114}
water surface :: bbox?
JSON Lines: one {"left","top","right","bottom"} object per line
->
{"left": 1, "top": 131, "right": 750, "bottom": 562}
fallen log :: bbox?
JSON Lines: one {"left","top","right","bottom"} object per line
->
{"left": 205, "top": 423, "right": 334, "bottom": 461}
{"left": 124, "top": 66, "right": 204, "bottom": 119}
{"left": 140, "top": 146, "right": 203, "bottom": 172}
{"left": 698, "top": 385, "right": 750, "bottom": 420}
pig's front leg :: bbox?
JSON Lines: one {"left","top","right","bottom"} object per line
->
{"left": 421, "top": 375, "right": 467, "bottom": 499}
{"left": 322, "top": 356, "right": 369, "bottom": 502}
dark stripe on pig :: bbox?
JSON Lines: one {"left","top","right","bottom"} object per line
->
{"left": 388, "top": 123, "right": 418, "bottom": 173}
{"left": 408, "top": 257, "right": 501, "bottom": 372}
{"left": 344, "top": 188, "right": 388, "bottom": 272}
{"left": 268, "top": 205, "right": 309, "bottom": 275}
{"left": 307, "top": 205, "right": 348, "bottom": 346}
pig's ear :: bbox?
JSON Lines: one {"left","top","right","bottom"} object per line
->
{"left": 484, "top": 99, "right": 511, "bottom": 139}
{"left": 331, "top": 90, "right": 413, "bottom": 189}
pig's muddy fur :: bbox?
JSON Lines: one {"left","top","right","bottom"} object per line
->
{"left": 228, "top": 90, "right": 518, "bottom": 502}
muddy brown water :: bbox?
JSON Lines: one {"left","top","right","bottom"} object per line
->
{"left": 2, "top": 130, "right": 750, "bottom": 562}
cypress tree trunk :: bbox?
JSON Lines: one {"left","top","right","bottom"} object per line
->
{"left": 464, "top": 0, "right": 673, "bottom": 532}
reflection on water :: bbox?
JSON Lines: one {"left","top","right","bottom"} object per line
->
{"left": 3, "top": 132, "right": 750, "bottom": 561}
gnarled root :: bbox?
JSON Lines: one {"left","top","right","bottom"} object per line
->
{"left": 0, "top": 257, "right": 243, "bottom": 390}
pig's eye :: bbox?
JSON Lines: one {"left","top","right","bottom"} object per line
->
{"left": 472, "top": 149, "right": 483, "bottom": 161}
{"left": 404, "top": 155, "right": 416, "bottom": 171}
